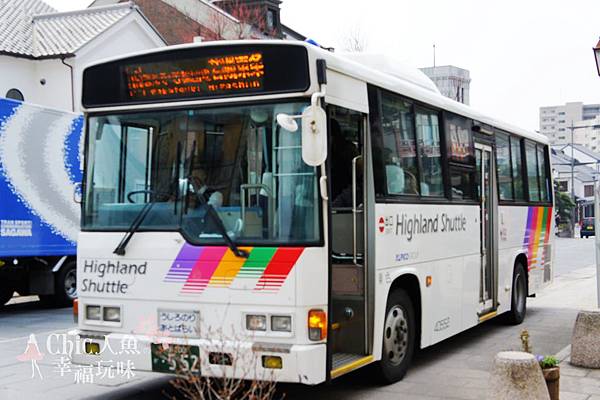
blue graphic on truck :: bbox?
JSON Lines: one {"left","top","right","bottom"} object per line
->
{"left": 0, "top": 98, "right": 82, "bottom": 305}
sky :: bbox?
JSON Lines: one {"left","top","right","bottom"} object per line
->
{"left": 45, "top": 0, "right": 600, "bottom": 132}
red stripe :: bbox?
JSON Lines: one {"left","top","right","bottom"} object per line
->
{"left": 254, "top": 248, "right": 303, "bottom": 290}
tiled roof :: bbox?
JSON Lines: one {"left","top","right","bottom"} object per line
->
{"left": 0, "top": 0, "right": 55, "bottom": 56}
{"left": 0, "top": 0, "right": 138, "bottom": 58}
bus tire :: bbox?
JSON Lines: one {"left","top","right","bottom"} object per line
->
{"left": 506, "top": 263, "right": 527, "bottom": 325}
{"left": 377, "top": 289, "right": 416, "bottom": 384}
{"left": 52, "top": 261, "right": 77, "bottom": 307}
{"left": 0, "top": 283, "right": 14, "bottom": 307}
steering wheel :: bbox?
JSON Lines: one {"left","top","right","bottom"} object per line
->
{"left": 126, "top": 189, "right": 155, "bottom": 203}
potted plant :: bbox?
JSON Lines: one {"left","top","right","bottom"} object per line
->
{"left": 538, "top": 355, "right": 560, "bottom": 400}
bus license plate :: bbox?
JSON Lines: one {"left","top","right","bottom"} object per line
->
{"left": 151, "top": 343, "right": 200, "bottom": 373}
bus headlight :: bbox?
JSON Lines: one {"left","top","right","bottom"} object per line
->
{"left": 246, "top": 314, "right": 267, "bottom": 331}
{"left": 271, "top": 315, "right": 292, "bottom": 332}
{"left": 86, "top": 305, "right": 101, "bottom": 321}
{"left": 103, "top": 306, "right": 121, "bottom": 323}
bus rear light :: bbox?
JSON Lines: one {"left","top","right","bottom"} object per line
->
{"left": 86, "top": 305, "right": 101, "bottom": 321}
{"left": 73, "top": 299, "right": 79, "bottom": 323}
{"left": 308, "top": 309, "right": 327, "bottom": 341}
{"left": 262, "top": 355, "right": 282, "bottom": 369}
{"left": 246, "top": 314, "right": 267, "bottom": 331}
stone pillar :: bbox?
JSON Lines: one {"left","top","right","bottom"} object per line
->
{"left": 487, "top": 351, "right": 550, "bottom": 400}
{"left": 571, "top": 309, "right": 600, "bottom": 368}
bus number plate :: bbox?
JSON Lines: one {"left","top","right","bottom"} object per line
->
{"left": 151, "top": 343, "right": 200, "bottom": 373}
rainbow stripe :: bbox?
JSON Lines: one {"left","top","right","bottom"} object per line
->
{"left": 522, "top": 206, "right": 553, "bottom": 271}
{"left": 164, "top": 244, "right": 304, "bottom": 294}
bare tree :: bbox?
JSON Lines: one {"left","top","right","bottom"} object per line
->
{"left": 207, "top": 1, "right": 277, "bottom": 41}
{"left": 341, "top": 25, "right": 368, "bottom": 52}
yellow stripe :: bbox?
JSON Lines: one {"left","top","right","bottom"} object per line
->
{"left": 331, "top": 355, "right": 374, "bottom": 379}
{"left": 208, "top": 247, "right": 252, "bottom": 287}
{"left": 478, "top": 311, "right": 497, "bottom": 323}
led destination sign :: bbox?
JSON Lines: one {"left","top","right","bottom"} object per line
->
{"left": 124, "top": 52, "right": 266, "bottom": 100}
{"left": 82, "top": 45, "right": 310, "bottom": 108}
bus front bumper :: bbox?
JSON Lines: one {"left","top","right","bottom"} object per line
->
{"left": 66, "top": 330, "right": 326, "bottom": 385}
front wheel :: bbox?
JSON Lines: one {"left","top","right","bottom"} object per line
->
{"left": 52, "top": 261, "right": 77, "bottom": 307}
{"left": 377, "top": 289, "right": 416, "bottom": 384}
{"left": 505, "top": 263, "right": 527, "bottom": 325}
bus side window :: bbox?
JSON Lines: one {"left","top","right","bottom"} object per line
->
{"left": 445, "top": 113, "right": 476, "bottom": 200}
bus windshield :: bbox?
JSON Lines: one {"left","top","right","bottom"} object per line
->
{"left": 83, "top": 101, "right": 321, "bottom": 245}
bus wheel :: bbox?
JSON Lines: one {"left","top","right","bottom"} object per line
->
{"left": 505, "top": 263, "right": 527, "bottom": 325}
{"left": 378, "top": 289, "right": 415, "bottom": 384}
{"left": 0, "top": 283, "right": 14, "bottom": 307}
{"left": 53, "top": 261, "right": 77, "bottom": 307}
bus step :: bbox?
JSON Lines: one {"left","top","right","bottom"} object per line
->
{"left": 331, "top": 353, "right": 374, "bottom": 378}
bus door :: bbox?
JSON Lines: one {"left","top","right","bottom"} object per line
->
{"left": 327, "top": 105, "right": 370, "bottom": 375}
{"left": 475, "top": 143, "right": 497, "bottom": 314}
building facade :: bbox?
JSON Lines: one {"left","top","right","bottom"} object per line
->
{"left": 420, "top": 65, "right": 471, "bottom": 105}
{"left": 539, "top": 102, "right": 600, "bottom": 145}
{"left": 89, "top": 0, "right": 287, "bottom": 44}
{"left": 0, "top": 0, "right": 165, "bottom": 112}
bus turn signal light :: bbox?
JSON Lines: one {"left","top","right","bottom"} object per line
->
{"left": 308, "top": 309, "right": 327, "bottom": 341}
{"left": 73, "top": 299, "right": 79, "bottom": 323}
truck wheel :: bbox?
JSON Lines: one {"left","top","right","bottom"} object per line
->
{"left": 377, "top": 289, "right": 415, "bottom": 384}
{"left": 505, "top": 263, "right": 527, "bottom": 325}
{"left": 53, "top": 261, "right": 77, "bottom": 306}
{"left": 0, "top": 283, "right": 14, "bottom": 306}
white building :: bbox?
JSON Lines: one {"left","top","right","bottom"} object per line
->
{"left": 0, "top": 0, "right": 165, "bottom": 112}
{"left": 552, "top": 144, "right": 600, "bottom": 219}
{"left": 539, "top": 102, "right": 600, "bottom": 145}
{"left": 419, "top": 65, "right": 471, "bottom": 105}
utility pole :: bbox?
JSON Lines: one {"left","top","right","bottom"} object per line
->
{"left": 571, "top": 121, "right": 576, "bottom": 238}
{"left": 595, "top": 179, "right": 600, "bottom": 307}
{"left": 433, "top": 44, "right": 436, "bottom": 68}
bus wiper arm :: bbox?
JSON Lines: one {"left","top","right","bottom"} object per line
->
{"left": 113, "top": 196, "right": 156, "bottom": 256}
{"left": 202, "top": 200, "right": 249, "bottom": 259}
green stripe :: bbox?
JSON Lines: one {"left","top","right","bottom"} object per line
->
{"left": 541, "top": 207, "right": 548, "bottom": 239}
{"left": 240, "top": 247, "right": 277, "bottom": 274}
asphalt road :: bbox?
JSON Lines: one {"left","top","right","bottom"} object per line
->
{"left": 0, "top": 236, "right": 594, "bottom": 399}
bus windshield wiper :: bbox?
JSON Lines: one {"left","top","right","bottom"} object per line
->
{"left": 185, "top": 141, "right": 247, "bottom": 259}
{"left": 113, "top": 136, "right": 172, "bottom": 256}
{"left": 193, "top": 186, "right": 249, "bottom": 259}
{"left": 113, "top": 190, "right": 167, "bottom": 256}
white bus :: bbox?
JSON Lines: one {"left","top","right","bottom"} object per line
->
{"left": 70, "top": 40, "right": 554, "bottom": 384}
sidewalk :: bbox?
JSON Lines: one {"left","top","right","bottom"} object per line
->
{"left": 527, "top": 265, "right": 600, "bottom": 400}
{"left": 557, "top": 345, "right": 600, "bottom": 400}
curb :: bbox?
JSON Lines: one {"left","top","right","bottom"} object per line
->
{"left": 555, "top": 344, "right": 571, "bottom": 363}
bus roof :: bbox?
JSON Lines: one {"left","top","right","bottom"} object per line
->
{"left": 82, "top": 39, "right": 547, "bottom": 144}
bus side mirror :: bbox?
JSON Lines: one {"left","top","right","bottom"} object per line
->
{"left": 301, "top": 105, "right": 327, "bottom": 166}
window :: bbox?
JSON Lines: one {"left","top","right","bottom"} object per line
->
{"left": 446, "top": 113, "right": 475, "bottom": 200}
{"left": 266, "top": 9, "right": 275, "bottom": 30}
{"left": 525, "top": 141, "right": 540, "bottom": 201}
{"left": 537, "top": 145, "right": 550, "bottom": 202}
{"left": 416, "top": 109, "right": 443, "bottom": 196}
{"left": 378, "top": 92, "right": 418, "bottom": 195}
{"left": 585, "top": 185, "right": 594, "bottom": 197}
{"left": 5, "top": 88, "right": 24, "bottom": 101}
{"left": 510, "top": 137, "right": 525, "bottom": 200}
{"left": 496, "top": 132, "right": 513, "bottom": 200}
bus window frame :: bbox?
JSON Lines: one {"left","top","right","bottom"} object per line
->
{"left": 494, "top": 129, "right": 514, "bottom": 203}
{"left": 80, "top": 97, "right": 326, "bottom": 249}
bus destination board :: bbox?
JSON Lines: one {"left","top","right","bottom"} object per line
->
{"left": 124, "top": 52, "right": 265, "bottom": 100}
{"left": 82, "top": 45, "right": 310, "bottom": 108}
